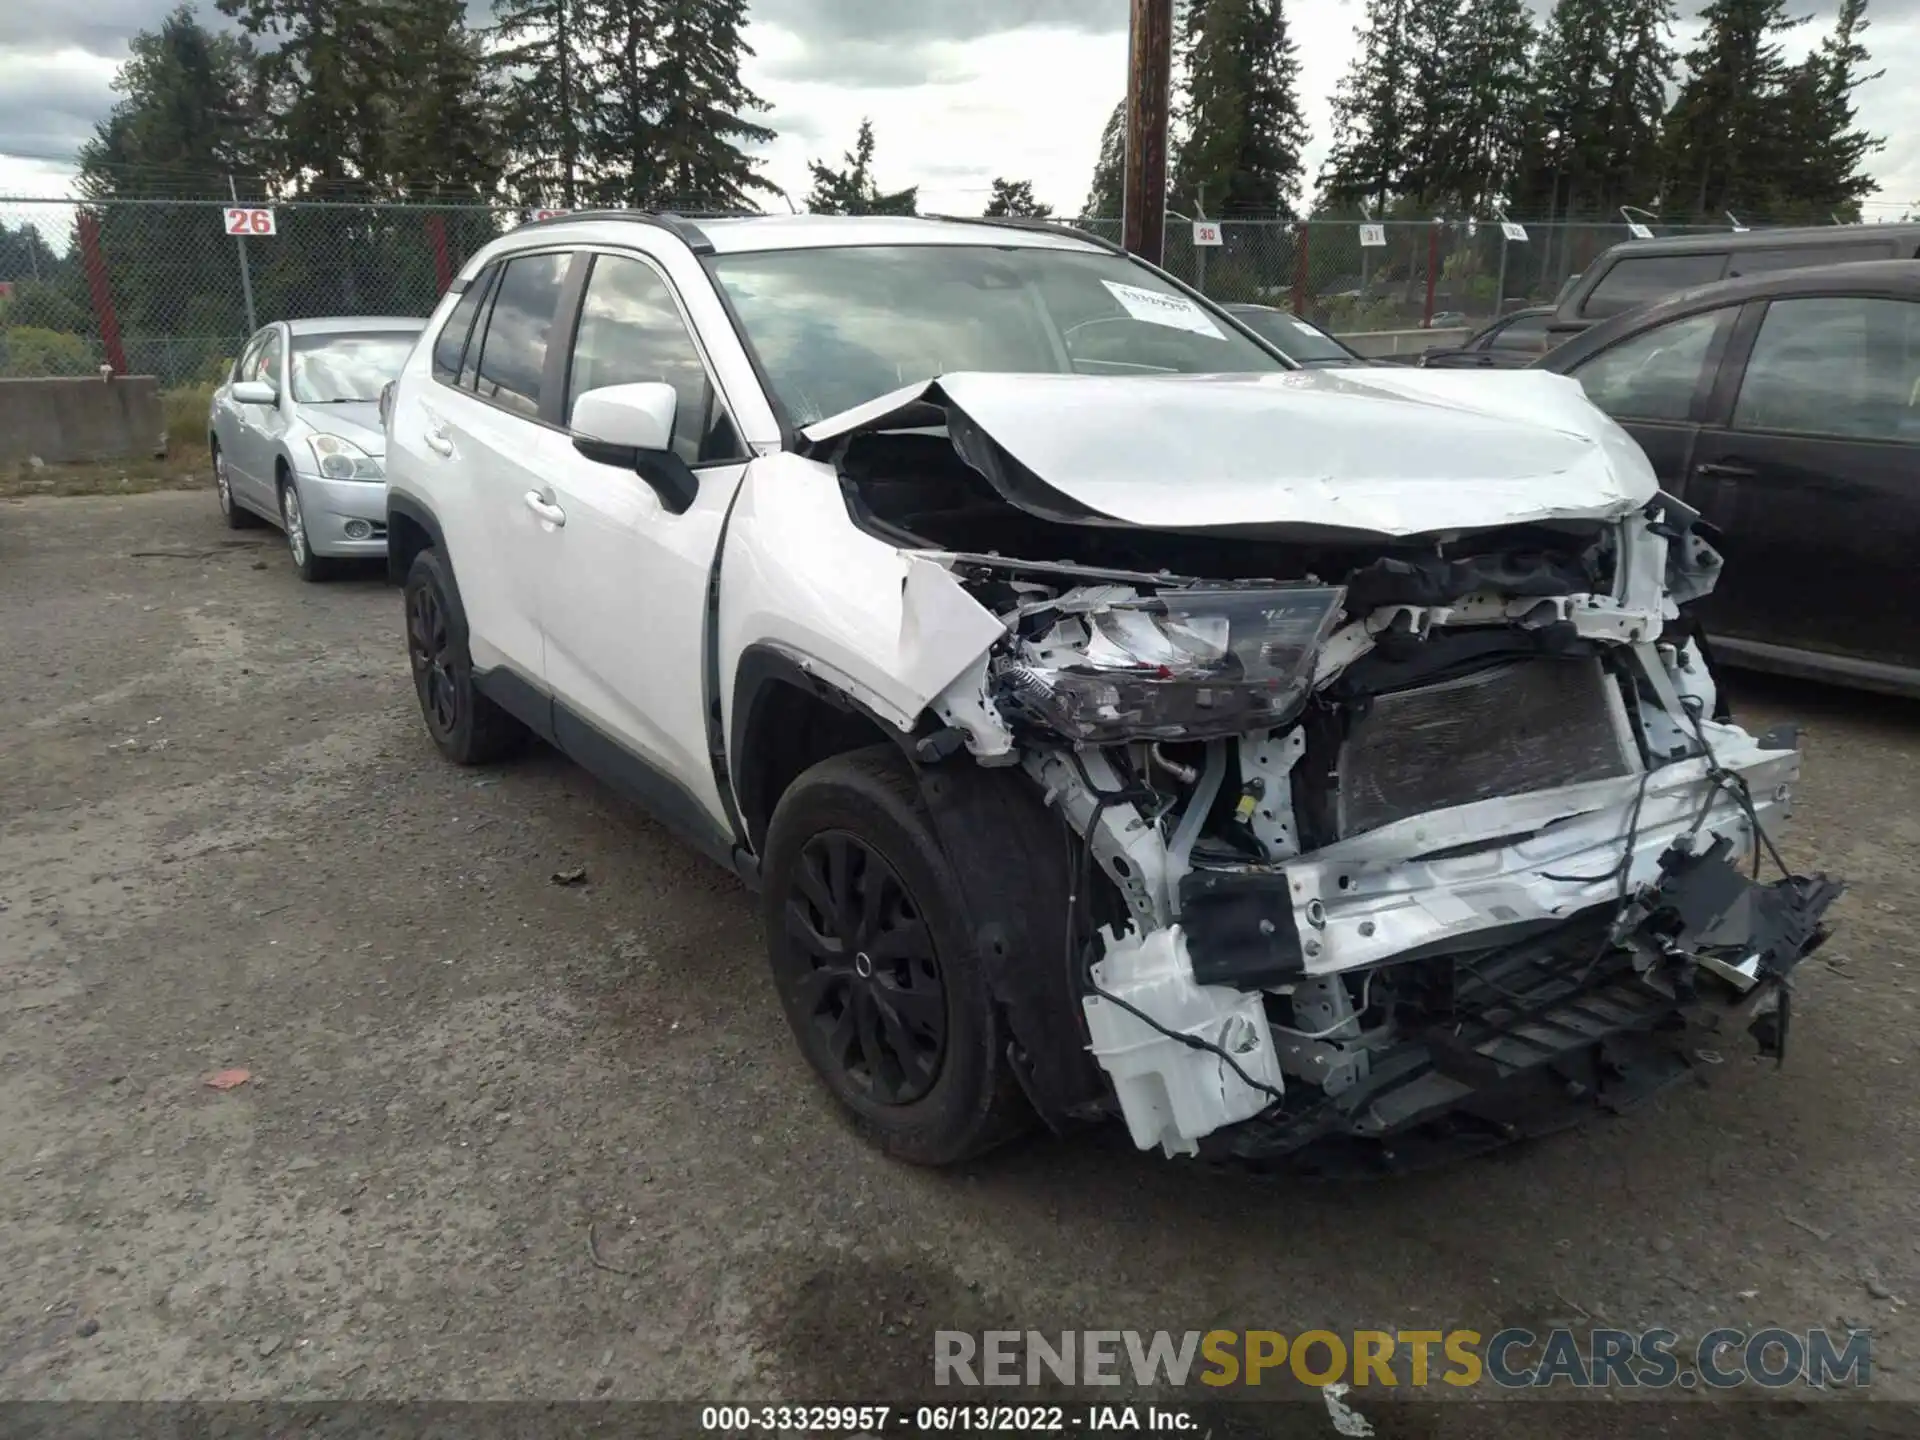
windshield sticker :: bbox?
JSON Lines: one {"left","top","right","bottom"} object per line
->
{"left": 1100, "top": 280, "right": 1227, "bottom": 340}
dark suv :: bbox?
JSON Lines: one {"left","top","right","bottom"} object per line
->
{"left": 1548, "top": 224, "right": 1920, "bottom": 344}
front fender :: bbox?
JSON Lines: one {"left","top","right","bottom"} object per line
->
{"left": 716, "top": 452, "right": 1005, "bottom": 763}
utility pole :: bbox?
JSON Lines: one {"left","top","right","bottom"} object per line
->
{"left": 1122, "top": 0, "right": 1173, "bottom": 264}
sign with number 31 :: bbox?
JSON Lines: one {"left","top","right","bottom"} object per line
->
{"left": 223, "top": 207, "right": 276, "bottom": 236}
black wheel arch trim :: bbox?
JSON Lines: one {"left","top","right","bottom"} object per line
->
{"left": 386, "top": 492, "right": 448, "bottom": 586}
{"left": 729, "top": 643, "right": 922, "bottom": 851}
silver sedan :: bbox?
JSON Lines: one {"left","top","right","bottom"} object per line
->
{"left": 209, "top": 316, "right": 425, "bottom": 581}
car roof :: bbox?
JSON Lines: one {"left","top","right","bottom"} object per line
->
{"left": 1594, "top": 222, "right": 1920, "bottom": 258}
{"left": 1541, "top": 260, "right": 1920, "bottom": 369}
{"left": 285, "top": 315, "right": 425, "bottom": 336}
{"left": 497, "top": 211, "right": 1113, "bottom": 258}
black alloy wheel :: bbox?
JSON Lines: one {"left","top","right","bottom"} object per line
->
{"left": 779, "top": 830, "right": 948, "bottom": 1106}
{"left": 407, "top": 577, "right": 458, "bottom": 740}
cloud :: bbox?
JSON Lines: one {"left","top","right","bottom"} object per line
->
{"left": 759, "top": 37, "right": 979, "bottom": 90}
{"left": 747, "top": 0, "right": 1125, "bottom": 46}
{"left": 0, "top": 47, "right": 119, "bottom": 162}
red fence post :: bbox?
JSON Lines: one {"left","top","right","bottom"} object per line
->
{"left": 1422, "top": 221, "right": 1441, "bottom": 329}
{"left": 77, "top": 210, "right": 127, "bottom": 375}
{"left": 1291, "top": 222, "right": 1310, "bottom": 317}
{"left": 426, "top": 214, "right": 453, "bottom": 297}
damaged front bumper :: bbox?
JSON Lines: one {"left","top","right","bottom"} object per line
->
{"left": 1198, "top": 844, "right": 1842, "bottom": 1174}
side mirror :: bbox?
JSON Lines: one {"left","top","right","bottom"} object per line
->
{"left": 569, "top": 381, "right": 698, "bottom": 513}
{"left": 232, "top": 379, "right": 277, "bottom": 406}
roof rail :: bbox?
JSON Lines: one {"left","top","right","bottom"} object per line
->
{"left": 924, "top": 213, "right": 1123, "bottom": 254}
{"left": 512, "top": 208, "right": 717, "bottom": 254}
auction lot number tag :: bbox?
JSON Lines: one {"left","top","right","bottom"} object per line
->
{"left": 224, "top": 207, "right": 276, "bottom": 236}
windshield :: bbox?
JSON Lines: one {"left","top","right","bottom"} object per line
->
{"left": 290, "top": 332, "right": 420, "bottom": 404}
{"left": 708, "top": 244, "right": 1286, "bottom": 424}
{"left": 1227, "top": 307, "right": 1356, "bottom": 364}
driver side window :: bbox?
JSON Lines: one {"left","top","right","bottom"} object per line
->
{"left": 1571, "top": 309, "right": 1730, "bottom": 422}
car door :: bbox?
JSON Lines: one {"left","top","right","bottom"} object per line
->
{"left": 240, "top": 325, "right": 294, "bottom": 508}
{"left": 1561, "top": 305, "right": 1738, "bottom": 494}
{"left": 212, "top": 329, "right": 268, "bottom": 487}
{"left": 1684, "top": 294, "right": 1920, "bottom": 670}
{"left": 537, "top": 248, "right": 754, "bottom": 832}
{"left": 414, "top": 248, "right": 579, "bottom": 686}
{"left": 220, "top": 328, "right": 281, "bottom": 508}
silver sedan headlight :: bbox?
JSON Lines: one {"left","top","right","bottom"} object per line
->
{"left": 305, "top": 433, "right": 384, "bottom": 481}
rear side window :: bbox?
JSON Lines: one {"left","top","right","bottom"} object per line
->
{"left": 432, "top": 267, "right": 496, "bottom": 384}
{"left": 472, "top": 252, "right": 571, "bottom": 419}
{"left": 1733, "top": 296, "right": 1920, "bottom": 443}
{"left": 1490, "top": 312, "right": 1549, "bottom": 352}
{"left": 566, "top": 253, "right": 743, "bottom": 465}
{"left": 1581, "top": 254, "right": 1727, "bottom": 319}
{"left": 1730, "top": 242, "right": 1893, "bottom": 277}
{"left": 1571, "top": 308, "right": 1731, "bottom": 422}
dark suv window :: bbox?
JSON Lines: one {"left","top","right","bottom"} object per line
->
{"left": 472, "top": 252, "right": 571, "bottom": 418}
{"left": 1488, "top": 312, "right": 1549, "bottom": 352}
{"left": 1581, "top": 254, "right": 1727, "bottom": 319}
{"left": 1733, "top": 296, "right": 1920, "bottom": 442}
{"left": 432, "top": 266, "right": 496, "bottom": 384}
{"left": 1730, "top": 242, "right": 1894, "bottom": 277}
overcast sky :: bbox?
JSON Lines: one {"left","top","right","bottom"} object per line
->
{"left": 1, "top": 0, "right": 1916, "bottom": 219}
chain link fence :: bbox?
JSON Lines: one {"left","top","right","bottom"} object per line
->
{"left": 0, "top": 195, "right": 1804, "bottom": 385}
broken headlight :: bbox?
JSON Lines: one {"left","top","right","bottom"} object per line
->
{"left": 1000, "top": 586, "right": 1346, "bottom": 742}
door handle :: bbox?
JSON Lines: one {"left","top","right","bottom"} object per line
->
{"left": 1695, "top": 460, "right": 1756, "bottom": 479}
{"left": 523, "top": 491, "right": 566, "bottom": 527}
{"left": 424, "top": 428, "right": 454, "bottom": 457}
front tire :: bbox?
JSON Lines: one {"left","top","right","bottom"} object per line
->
{"left": 761, "top": 746, "right": 1031, "bottom": 1166}
{"left": 279, "top": 477, "right": 334, "bottom": 582}
{"left": 403, "top": 548, "right": 528, "bottom": 765}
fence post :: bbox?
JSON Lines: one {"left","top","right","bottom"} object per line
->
{"left": 1423, "top": 220, "right": 1441, "bottom": 329}
{"left": 1291, "top": 221, "right": 1310, "bottom": 317}
{"left": 426, "top": 214, "right": 453, "bottom": 297}
{"left": 1495, "top": 233, "right": 1510, "bottom": 317}
{"left": 228, "top": 176, "right": 259, "bottom": 334}
{"left": 76, "top": 210, "right": 127, "bottom": 376}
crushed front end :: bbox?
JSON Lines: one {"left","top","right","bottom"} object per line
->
{"left": 919, "top": 500, "right": 1843, "bottom": 1172}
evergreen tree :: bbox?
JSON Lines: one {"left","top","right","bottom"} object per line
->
{"left": 984, "top": 179, "right": 1052, "bottom": 217}
{"left": 1318, "top": 0, "right": 1414, "bottom": 211}
{"left": 1420, "top": 0, "right": 1535, "bottom": 213}
{"left": 1172, "top": 0, "right": 1309, "bottom": 217}
{"left": 1511, "top": 0, "right": 1673, "bottom": 219}
{"left": 216, "top": 0, "right": 502, "bottom": 199}
{"left": 493, "top": 0, "right": 591, "bottom": 207}
{"left": 79, "top": 3, "right": 258, "bottom": 198}
{"left": 76, "top": 5, "right": 261, "bottom": 360}
{"left": 642, "top": 0, "right": 776, "bottom": 208}
{"left": 1082, "top": 100, "right": 1126, "bottom": 218}
{"left": 1775, "top": 0, "right": 1883, "bottom": 219}
{"left": 805, "top": 120, "right": 918, "bottom": 215}
{"left": 585, "top": 0, "right": 662, "bottom": 206}
{"left": 1660, "top": 0, "right": 1806, "bottom": 219}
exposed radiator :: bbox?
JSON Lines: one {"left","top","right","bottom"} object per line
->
{"left": 1336, "top": 658, "right": 1638, "bottom": 838}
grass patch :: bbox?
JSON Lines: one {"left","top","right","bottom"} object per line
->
{"left": 2, "top": 444, "right": 211, "bottom": 500}
{"left": 162, "top": 385, "right": 217, "bottom": 453}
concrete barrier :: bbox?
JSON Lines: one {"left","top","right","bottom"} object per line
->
{"left": 1336, "top": 327, "right": 1472, "bottom": 358}
{"left": 0, "top": 376, "right": 166, "bottom": 465}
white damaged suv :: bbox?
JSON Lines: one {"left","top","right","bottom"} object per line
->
{"left": 383, "top": 213, "right": 1841, "bottom": 1173}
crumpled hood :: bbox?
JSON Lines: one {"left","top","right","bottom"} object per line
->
{"left": 801, "top": 368, "right": 1658, "bottom": 539}
{"left": 300, "top": 401, "right": 385, "bottom": 456}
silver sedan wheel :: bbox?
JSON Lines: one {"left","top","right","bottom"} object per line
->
{"left": 282, "top": 485, "right": 308, "bottom": 564}
{"left": 215, "top": 451, "right": 232, "bottom": 515}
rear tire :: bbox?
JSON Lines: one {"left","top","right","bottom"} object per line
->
{"left": 214, "top": 443, "right": 259, "bottom": 529}
{"left": 761, "top": 745, "right": 1032, "bottom": 1166}
{"left": 403, "top": 548, "right": 528, "bottom": 765}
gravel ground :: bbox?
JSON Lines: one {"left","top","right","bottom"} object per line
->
{"left": 2, "top": 491, "right": 1916, "bottom": 1424}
